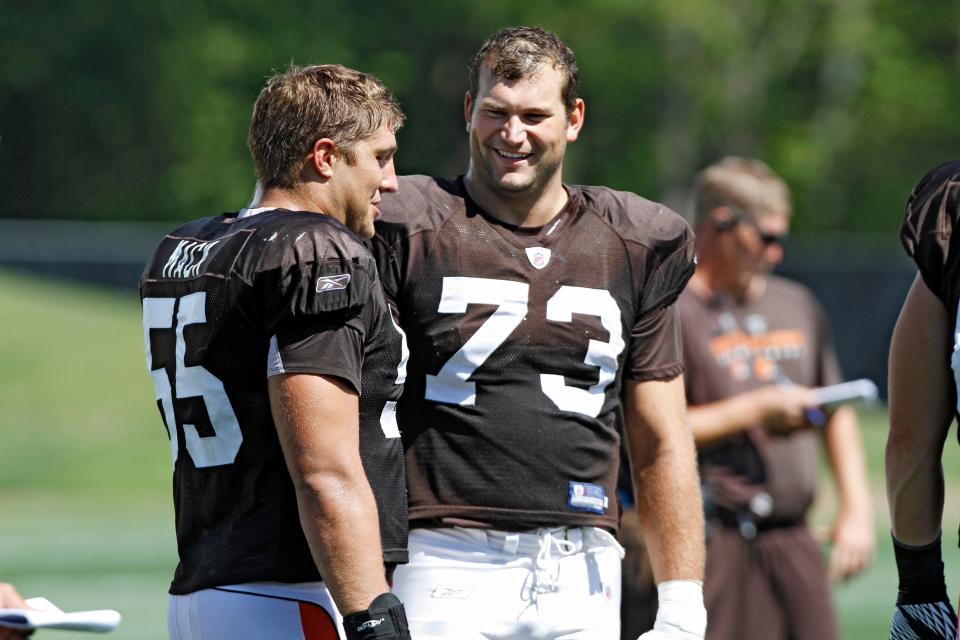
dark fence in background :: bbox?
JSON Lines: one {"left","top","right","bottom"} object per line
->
{"left": 0, "top": 219, "right": 170, "bottom": 290}
{"left": 778, "top": 235, "right": 915, "bottom": 400}
{"left": 0, "top": 220, "right": 914, "bottom": 399}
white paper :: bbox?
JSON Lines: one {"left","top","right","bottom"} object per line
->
{"left": 0, "top": 596, "right": 120, "bottom": 632}
{"left": 810, "top": 378, "right": 879, "bottom": 407}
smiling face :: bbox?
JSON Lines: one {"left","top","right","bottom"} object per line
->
{"left": 464, "top": 64, "right": 583, "bottom": 204}
{"left": 333, "top": 123, "right": 398, "bottom": 239}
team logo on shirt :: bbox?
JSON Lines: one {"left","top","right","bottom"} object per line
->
{"left": 315, "top": 273, "right": 351, "bottom": 292}
{"left": 525, "top": 247, "right": 552, "bottom": 269}
{"left": 709, "top": 312, "right": 808, "bottom": 382}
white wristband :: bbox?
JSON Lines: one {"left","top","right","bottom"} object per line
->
{"left": 652, "top": 580, "right": 706, "bottom": 639}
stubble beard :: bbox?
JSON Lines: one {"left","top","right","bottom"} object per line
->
{"left": 344, "top": 202, "right": 375, "bottom": 239}
{"left": 472, "top": 140, "right": 564, "bottom": 201}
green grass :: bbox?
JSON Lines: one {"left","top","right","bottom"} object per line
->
{"left": 0, "top": 270, "right": 174, "bottom": 639}
{"left": 820, "top": 407, "right": 960, "bottom": 638}
{"left": 2, "top": 268, "right": 960, "bottom": 638}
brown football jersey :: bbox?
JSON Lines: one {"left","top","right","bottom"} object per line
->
{"left": 140, "top": 209, "right": 407, "bottom": 595}
{"left": 373, "top": 175, "right": 695, "bottom": 531}
{"left": 900, "top": 159, "right": 960, "bottom": 423}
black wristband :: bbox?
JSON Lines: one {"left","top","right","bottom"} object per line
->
{"left": 893, "top": 532, "right": 949, "bottom": 605}
{"left": 342, "top": 592, "right": 411, "bottom": 640}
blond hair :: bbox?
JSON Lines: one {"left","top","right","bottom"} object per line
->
{"left": 691, "top": 156, "right": 792, "bottom": 226}
{"left": 247, "top": 64, "right": 404, "bottom": 189}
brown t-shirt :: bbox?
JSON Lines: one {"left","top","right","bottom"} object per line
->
{"left": 679, "top": 275, "right": 842, "bottom": 522}
{"left": 373, "top": 175, "right": 695, "bottom": 531}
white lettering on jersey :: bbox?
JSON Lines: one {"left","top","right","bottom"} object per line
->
{"left": 162, "top": 239, "right": 220, "bottom": 279}
{"left": 143, "top": 292, "right": 243, "bottom": 467}
{"left": 540, "top": 286, "right": 624, "bottom": 417}
{"left": 426, "top": 277, "right": 529, "bottom": 406}
{"left": 379, "top": 308, "right": 409, "bottom": 439}
{"left": 426, "top": 277, "right": 624, "bottom": 418}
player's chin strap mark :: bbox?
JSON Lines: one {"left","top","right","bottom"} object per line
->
{"left": 342, "top": 592, "right": 411, "bottom": 640}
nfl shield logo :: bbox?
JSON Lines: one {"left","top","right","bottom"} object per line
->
{"left": 525, "top": 247, "right": 551, "bottom": 270}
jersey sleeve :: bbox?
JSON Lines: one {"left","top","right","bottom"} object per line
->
{"left": 262, "top": 228, "right": 378, "bottom": 393}
{"left": 624, "top": 304, "right": 684, "bottom": 381}
{"left": 901, "top": 160, "right": 960, "bottom": 304}
{"left": 626, "top": 207, "right": 696, "bottom": 381}
{"left": 638, "top": 224, "right": 697, "bottom": 316}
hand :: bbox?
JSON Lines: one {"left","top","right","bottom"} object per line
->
{"left": 889, "top": 534, "right": 958, "bottom": 639}
{"left": 828, "top": 510, "right": 874, "bottom": 582}
{"left": 342, "top": 592, "right": 410, "bottom": 640}
{"left": 637, "top": 580, "right": 705, "bottom": 640}
{"left": 0, "top": 583, "right": 32, "bottom": 640}
{"left": 753, "top": 384, "right": 818, "bottom": 434}
{"left": 890, "top": 600, "right": 957, "bottom": 639}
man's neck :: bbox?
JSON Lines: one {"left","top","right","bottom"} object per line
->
{"left": 463, "top": 171, "right": 569, "bottom": 228}
{"left": 256, "top": 184, "right": 328, "bottom": 217}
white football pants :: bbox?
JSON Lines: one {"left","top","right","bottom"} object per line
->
{"left": 392, "top": 526, "right": 625, "bottom": 639}
{"left": 167, "top": 581, "right": 345, "bottom": 640}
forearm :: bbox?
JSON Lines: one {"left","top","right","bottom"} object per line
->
{"left": 295, "top": 472, "right": 389, "bottom": 614}
{"left": 887, "top": 275, "right": 953, "bottom": 545}
{"left": 824, "top": 406, "right": 872, "bottom": 520}
{"left": 633, "top": 431, "right": 705, "bottom": 582}
{"left": 688, "top": 393, "right": 767, "bottom": 445}
{"left": 625, "top": 377, "right": 705, "bottom": 583}
{"left": 887, "top": 438, "right": 946, "bottom": 545}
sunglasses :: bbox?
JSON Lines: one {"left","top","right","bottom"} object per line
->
{"left": 715, "top": 206, "right": 788, "bottom": 247}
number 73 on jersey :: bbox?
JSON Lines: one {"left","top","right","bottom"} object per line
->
{"left": 426, "top": 277, "right": 624, "bottom": 419}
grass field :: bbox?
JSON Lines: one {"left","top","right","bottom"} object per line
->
{"left": 2, "top": 267, "right": 960, "bottom": 639}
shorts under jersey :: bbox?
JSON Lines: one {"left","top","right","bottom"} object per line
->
{"left": 372, "top": 175, "right": 695, "bottom": 532}
{"left": 140, "top": 208, "right": 407, "bottom": 595}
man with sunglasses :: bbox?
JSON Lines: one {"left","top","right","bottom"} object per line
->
{"left": 673, "top": 157, "right": 872, "bottom": 639}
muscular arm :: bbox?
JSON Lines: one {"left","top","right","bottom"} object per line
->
{"left": 269, "top": 373, "right": 389, "bottom": 615}
{"left": 623, "top": 375, "right": 705, "bottom": 582}
{"left": 822, "top": 405, "right": 874, "bottom": 581}
{"left": 887, "top": 274, "right": 954, "bottom": 546}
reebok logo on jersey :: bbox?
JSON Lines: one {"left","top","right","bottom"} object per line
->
{"left": 356, "top": 618, "right": 384, "bottom": 631}
{"left": 525, "top": 246, "right": 552, "bottom": 269}
{"left": 316, "top": 273, "right": 351, "bottom": 292}
{"left": 431, "top": 585, "right": 473, "bottom": 599}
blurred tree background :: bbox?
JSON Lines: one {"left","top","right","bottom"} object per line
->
{"left": 2, "top": 0, "right": 957, "bottom": 232}
{"left": 2, "top": 4, "right": 959, "bottom": 637}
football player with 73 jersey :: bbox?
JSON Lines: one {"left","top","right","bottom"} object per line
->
{"left": 373, "top": 26, "right": 706, "bottom": 639}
